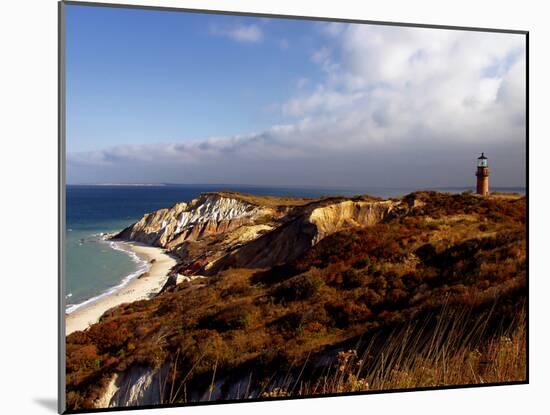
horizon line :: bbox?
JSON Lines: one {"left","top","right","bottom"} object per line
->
{"left": 65, "top": 182, "right": 527, "bottom": 189}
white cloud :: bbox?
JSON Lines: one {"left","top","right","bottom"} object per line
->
{"left": 285, "top": 25, "right": 525, "bottom": 147}
{"left": 69, "top": 25, "right": 526, "bottom": 187}
{"left": 210, "top": 23, "right": 264, "bottom": 43}
{"left": 282, "top": 86, "right": 366, "bottom": 117}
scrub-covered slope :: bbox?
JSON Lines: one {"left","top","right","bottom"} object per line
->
{"left": 67, "top": 191, "right": 526, "bottom": 410}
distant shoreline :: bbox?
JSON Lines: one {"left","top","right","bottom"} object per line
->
{"left": 65, "top": 241, "right": 177, "bottom": 336}
{"left": 65, "top": 184, "right": 526, "bottom": 201}
{"left": 67, "top": 183, "right": 527, "bottom": 191}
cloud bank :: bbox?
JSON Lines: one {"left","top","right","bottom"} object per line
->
{"left": 68, "top": 24, "right": 526, "bottom": 188}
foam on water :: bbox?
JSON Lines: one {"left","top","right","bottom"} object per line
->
{"left": 65, "top": 237, "right": 151, "bottom": 314}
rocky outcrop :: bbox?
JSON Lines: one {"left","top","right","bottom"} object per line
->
{"left": 207, "top": 198, "right": 404, "bottom": 273}
{"left": 207, "top": 216, "right": 318, "bottom": 271}
{"left": 95, "top": 365, "right": 168, "bottom": 408}
{"left": 115, "top": 192, "right": 413, "bottom": 276}
{"left": 115, "top": 193, "right": 276, "bottom": 250}
{"left": 309, "top": 200, "right": 395, "bottom": 244}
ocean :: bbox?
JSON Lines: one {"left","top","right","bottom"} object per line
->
{"left": 65, "top": 184, "right": 525, "bottom": 312}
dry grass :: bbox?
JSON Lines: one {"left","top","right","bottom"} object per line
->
{"left": 205, "top": 191, "right": 315, "bottom": 207}
{"left": 487, "top": 193, "right": 524, "bottom": 200}
{"left": 65, "top": 192, "right": 526, "bottom": 409}
{"left": 204, "top": 190, "right": 381, "bottom": 208}
{"left": 157, "top": 303, "right": 526, "bottom": 403}
{"left": 260, "top": 304, "right": 526, "bottom": 397}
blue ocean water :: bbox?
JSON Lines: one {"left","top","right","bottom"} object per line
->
{"left": 65, "top": 184, "right": 525, "bottom": 311}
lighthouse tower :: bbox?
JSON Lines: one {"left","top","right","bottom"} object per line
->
{"left": 476, "top": 153, "right": 489, "bottom": 196}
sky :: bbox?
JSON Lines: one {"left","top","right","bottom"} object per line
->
{"left": 66, "top": 4, "right": 527, "bottom": 188}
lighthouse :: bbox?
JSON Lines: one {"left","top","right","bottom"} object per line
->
{"left": 476, "top": 153, "right": 489, "bottom": 196}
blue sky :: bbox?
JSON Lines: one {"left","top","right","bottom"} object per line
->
{"left": 66, "top": 4, "right": 526, "bottom": 187}
{"left": 66, "top": 5, "right": 324, "bottom": 152}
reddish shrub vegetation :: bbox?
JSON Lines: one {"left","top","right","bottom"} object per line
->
{"left": 65, "top": 192, "right": 526, "bottom": 410}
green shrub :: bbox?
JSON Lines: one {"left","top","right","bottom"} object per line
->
{"left": 325, "top": 301, "right": 373, "bottom": 328}
{"left": 271, "top": 308, "right": 322, "bottom": 333}
{"left": 271, "top": 270, "right": 324, "bottom": 302}
{"left": 342, "top": 268, "right": 366, "bottom": 289}
{"left": 416, "top": 243, "right": 437, "bottom": 263}
{"left": 199, "top": 303, "right": 256, "bottom": 332}
{"left": 352, "top": 257, "right": 371, "bottom": 269}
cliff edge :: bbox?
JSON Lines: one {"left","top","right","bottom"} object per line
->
{"left": 114, "top": 191, "right": 411, "bottom": 274}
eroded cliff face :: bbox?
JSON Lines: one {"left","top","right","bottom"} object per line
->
{"left": 115, "top": 192, "right": 408, "bottom": 276}
{"left": 94, "top": 366, "right": 167, "bottom": 409}
{"left": 309, "top": 200, "right": 396, "bottom": 244}
{"left": 207, "top": 198, "right": 403, "bottom": 272}
{"left": 116, "top": 193, "right": 276, "bottom": 249}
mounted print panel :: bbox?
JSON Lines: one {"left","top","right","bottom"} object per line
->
{"left": 59, "top": 1, "right": 528, "bottom": 413}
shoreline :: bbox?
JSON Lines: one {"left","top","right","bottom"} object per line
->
{"left": 65, "top": 241, "right": 177, "bottom": 336}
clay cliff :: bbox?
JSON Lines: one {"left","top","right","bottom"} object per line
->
{"left": 114, "top": 192, "right": 410, "bottom": 274}
{"left": 115, "top": 193, "right": 277, "bottom": 248}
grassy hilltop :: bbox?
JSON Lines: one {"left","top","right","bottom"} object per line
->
{"left": 66, "top": 191, "right": 526, "bottom": 409}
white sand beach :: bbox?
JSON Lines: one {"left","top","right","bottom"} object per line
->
{"left": 65, "top": 242, "right": 177, "bottom": 335}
